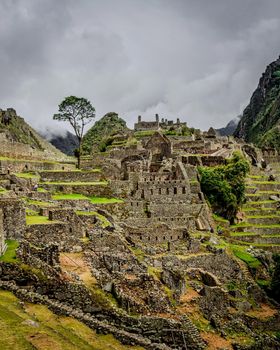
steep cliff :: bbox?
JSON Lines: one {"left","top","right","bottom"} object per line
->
{"left": 234, "top": 56, "right": 280, "bottom": 150}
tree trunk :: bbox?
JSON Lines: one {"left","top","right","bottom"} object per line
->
{"left": 77, "top": 138, "right": 82, "bottom": 169}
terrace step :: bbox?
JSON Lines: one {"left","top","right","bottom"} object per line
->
{"left": 244, "top": 200, "right": 278, "bottom": 209}
{"left": 242, "top": 208, "right": 279, "bottom": 216}
{"left": 246, "top": 192, "right": 280, "bottom": 201}
{"left": 231, "top": 224, "right": 280, "bottom": 235}
{"left": 246, "top": 182, "right": 280, "bottom": 191}
{"left": 231, "top": 233, "right": 280, "bottom": 244}
{"left": 245, "top": 215, "right": 280, "bottom": 225}
{"left": 233, "top": 243, "right": 280, "bottom": 253}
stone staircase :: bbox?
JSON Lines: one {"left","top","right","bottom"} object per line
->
{"left": 230, "top": 165, "right": 280, "bottom": 252}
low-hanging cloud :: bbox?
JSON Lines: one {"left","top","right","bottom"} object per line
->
{"left": 0, "top": 0, "right": 280, "bottom": 133}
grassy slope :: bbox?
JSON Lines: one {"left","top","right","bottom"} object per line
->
{"left": 0, "top": 290, "right": 144, "bottom": 350}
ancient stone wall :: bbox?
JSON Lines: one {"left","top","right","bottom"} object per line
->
{"left": 0, "top": 159, "right": 74, "bottom": 173}
{"left": 42, "top": 183, "right": 114, "bottom": 197}
{"left": 25, "top": 222, "right": 81, "bottom": 251}
{"left": 0, "top": 208, "right": 6, "bottom": 255}
{"left": 40, "top": 171, "right": 103, "bottom": 182}
{"left": 0, "top": 198, "right": 26, "bottom": 239}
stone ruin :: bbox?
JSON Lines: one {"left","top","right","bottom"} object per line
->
{"left": 0, "top": 115, "right": 279, "bottom": 349}
{"left": 134, "top": 113, "right": 187, "bottom": 131}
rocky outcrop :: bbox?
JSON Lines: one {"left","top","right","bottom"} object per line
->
{"left": 234, "top": 56, "right": 280, "bottom": 151}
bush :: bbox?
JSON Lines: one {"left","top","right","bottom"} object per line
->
{"left": 198, "top": 152, "right": 249, "bottom": 221}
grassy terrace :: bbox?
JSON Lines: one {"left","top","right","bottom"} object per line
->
{"left": 14, "top": 172, "right": 40, "bottom": 179}
{"left": 52, "top": 193, "right": 123, "bottom": 204}
{"left": 249, "top": 180, "right": 280, "bottom": 185}
{"left": 247, "top": 191, "right": 280, "bottom": 196}
{"left": 0, "top": 156, "right": 59, "bottom": 164}
{"left": 246, "top": 200, "right": 278, "bottom": 204}
{"left": 0, "top": 290, "right": 144, "bottom": 350}
{"left": 230, "top": 232, "right": 259, "bottom": 237}
{"left": 26, "top": 215, "right": 61, "bottom": 225}
{"left": 41, "top": 181, "right": 107, "bottom": 185}
{"left": 76, "top": 211, "right": 111, "bottom": 227}
{"left": 231, "top": 223, "right": 280, "bottom": 228}
{"left": 26, "top": 199, "right": 53, "bottom": 207}
{"left": 40, "top": 168, "right": 101, "bottom": 173}
{"left": 231, "top": 246, "right": 261, "bottom": 269}
{"left": 246, "top": 214, "right": 280, "bottom": 219}
{"left": 0, "top": 240, "right": 19, "bottom": 263}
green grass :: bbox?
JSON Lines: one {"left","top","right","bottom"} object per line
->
{"left": 76, "top": 211, "right": 111, "bottom": 227}
{"left": 52, "top": 193, "right": 89, "bottom": 200}
{"left": 37, "top": 187, "right": 47, "bottom": 193}
{"left": 232, "top": 247, "right": 261, "bottom": 269}
{"left": 0, "top": 290, "right": 144, "bottom": 350}
{"left": 26, "top": 215, "right": 59, "bottom": 225}
{"left": 89, "top": 196, "right": 123, "bottom": 204}
{"left": 213, "top": 214, "right": 229, "bottom": 223}
{"left": 52, "top": 193, "right": 123, "bottom": 204}
{"left": 26, "top": 199, "right": 53, "bottom": 207}
{"left": 14, "top": 173, "right": 39, "bottom": 179}
{"left": 246, "top": 200, "right": 278, "bottom": 205}
{"left": 250, "top": 181, "right": 280, "bottom": 185}
{"left": 231, "top": 223, "right": 280, "bottom": 228}
{"left": 230, "top": 232, "right": 259, "bottom": 237}
{"left": 242, "top": 207, "right": 273, "bottom": 211}
{"left": 0, "top": 240, "right": 19, "bottom": 263}
{"left": 25, "top": 209, "right": 38, "bottom": 216}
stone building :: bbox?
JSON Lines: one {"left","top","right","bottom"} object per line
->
{"left": 104, "top": 132, "right": 212, "bottom": 244}
{"left": 134, "top": 114, "right": 187, "bottom": 131}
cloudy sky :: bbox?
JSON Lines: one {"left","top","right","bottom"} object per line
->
{"left": 1, "top": 0, "right": 280, "bottom": 134}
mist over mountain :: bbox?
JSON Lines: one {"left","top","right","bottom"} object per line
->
{"left": 216, "top": 116, "right": 241, "bottom": 136}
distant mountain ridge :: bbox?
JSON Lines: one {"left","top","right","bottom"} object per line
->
{"left": 234, "top": 55, "right": 280, "bottom": 150}
{"left": 216, "top": 117, "right": 240, "bottom": 136}
{"left": 43, "top": 131, "right": 79, "bottom": 156}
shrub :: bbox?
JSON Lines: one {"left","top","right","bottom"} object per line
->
{"left": 198, "top": 152, "right": 249, "bottom": 221}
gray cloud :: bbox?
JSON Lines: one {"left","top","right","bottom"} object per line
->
{"left": 0, "top": 0, "right": 280, "bottom": 132}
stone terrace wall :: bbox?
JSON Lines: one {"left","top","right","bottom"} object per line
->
{"left": 26, "top": 222, "right": 81, "bottom": 251}
{"left": 40, "top": 171, "right": 104, "bottom": 182}
{"left": 0, "top": 159, "right": 75, "bottom": 173}
{"left": 42, "top": 183, "right": 115, "bottom": 197}
{"left": 0, "top": 198, "right": 26, "bottom": 239}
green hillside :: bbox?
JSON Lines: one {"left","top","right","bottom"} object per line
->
{"left": 82, "top": 112, "right": 128, "bottom": 154}
{"left": 234, "top": 56, "right": 280, "bottom": 151}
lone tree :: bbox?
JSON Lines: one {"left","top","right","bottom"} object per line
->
{"left": 53, "top": 96, "right": 95, "bottom": 168}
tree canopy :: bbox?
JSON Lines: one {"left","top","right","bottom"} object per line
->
{"left": 198, "top": 152, "right": 250, "bottom": 221}
{"left": 53, "top": 96, "right": 95, "bottom": 167}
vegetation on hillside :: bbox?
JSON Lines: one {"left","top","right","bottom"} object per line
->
{"left": 82, "top": 112, "right": 128, "bottom": 154}
{"left": 198, "top": 152, "right": 250, "bottom": 221}
{"left": 234, "top": 57, "right": 280, "bottom": 151}
{"left": 0, "top": 290, "right": 144, "bottom": 350}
